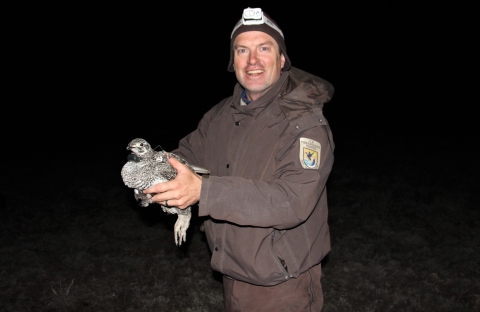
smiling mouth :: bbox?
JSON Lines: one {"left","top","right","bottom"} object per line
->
{"left": 247, "top": 70, "right": 264, "bottom": 75}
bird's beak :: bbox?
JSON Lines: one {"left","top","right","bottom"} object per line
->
{"left": 126, "top": 146, "right": 131, "bottom": 150}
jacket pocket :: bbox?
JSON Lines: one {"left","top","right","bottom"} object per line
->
{"left": 270, "top": 229, "right": 301, "bottom": 280}
{"left": 270, "top": 230, "right": 291, "bottom": 279}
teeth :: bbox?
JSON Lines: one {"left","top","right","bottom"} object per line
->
{"left": 248, "top": 70, "right": 263, "bottom": 74}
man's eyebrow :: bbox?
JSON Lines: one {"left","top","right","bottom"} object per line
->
{"left": 258, "top": 40, "right": 275, "bottom": 46}
{"left": 233, "top": 43, "right": 246, "bottom": 49}
{"left": 249, "top": 40, "right": 274, "bottom": 46}
{"left": 234, "top": 41, "right": 275, "bottom": 49}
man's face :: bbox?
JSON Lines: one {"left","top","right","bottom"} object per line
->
{"left": 233, "top": 31, "right": 286, "bottom": 102}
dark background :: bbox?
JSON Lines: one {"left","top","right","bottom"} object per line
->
{"left": 1, "top": 1, "right": 479, "bottom": 311}
{"left": 4, "top": 2, "right": 478, "bottom": 207}
{"left": 4, "top": 2, "right": 477, "bottom": 153}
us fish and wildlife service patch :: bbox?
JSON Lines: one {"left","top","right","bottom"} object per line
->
{"left": 299, "top": 137, "right": 321, "bottom": 169}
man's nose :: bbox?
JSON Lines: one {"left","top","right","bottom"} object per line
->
{"left": 248, "top": 52, "right": 257, "bottom": 65}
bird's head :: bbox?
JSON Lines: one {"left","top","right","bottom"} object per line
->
{"left": 126, "top": 138, "right": 153, "bottom": 160}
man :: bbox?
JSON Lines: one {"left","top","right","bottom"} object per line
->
{"left": 144, "top": 7, "right": 335, "bottom": 311}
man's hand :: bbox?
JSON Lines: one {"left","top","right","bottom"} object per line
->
{"left": 143, "top": 156, "right": 202, "bottom": 209}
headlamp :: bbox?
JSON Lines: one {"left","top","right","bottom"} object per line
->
{"left": 230, "top": 8, "right": 284, "bottom": 39}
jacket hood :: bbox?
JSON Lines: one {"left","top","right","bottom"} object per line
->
{"left": 230, "top": 67, "right": 334, "bottom": 122}
{"left": 282, "top": 67, "right": 334, "bottom": 106}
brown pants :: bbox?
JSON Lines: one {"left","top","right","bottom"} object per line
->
{"left": 223, "top": 263, "right": 323, "bottom": 312}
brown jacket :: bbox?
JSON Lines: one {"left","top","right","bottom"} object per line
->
{"left": 173, "top": 67, "right": 335, "bottom": 286}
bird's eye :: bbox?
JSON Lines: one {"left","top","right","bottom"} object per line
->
{"left": 140, "top": 143, "right": 144, "bottom": 146}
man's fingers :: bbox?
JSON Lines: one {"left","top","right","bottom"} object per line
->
{"left": 143, "top": 182, "right": 166, "bottom": 194}
{"left": 167, "top": 156, "right": 185, "bottom": 171}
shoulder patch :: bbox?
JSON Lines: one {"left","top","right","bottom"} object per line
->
{"left": 299, "top": 137, "right": 321, "bottom": 169}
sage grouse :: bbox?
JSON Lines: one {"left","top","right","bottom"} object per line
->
{"left": 121, "top": 138, "right": 209, "bottom": 246}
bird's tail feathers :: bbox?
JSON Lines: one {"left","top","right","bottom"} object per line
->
{"left": 191, "top": 165, "right": 210, "bottom": 175}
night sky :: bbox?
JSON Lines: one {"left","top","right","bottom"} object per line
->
{"left": 3, "top": 2, "right": 478, "bottom": 177}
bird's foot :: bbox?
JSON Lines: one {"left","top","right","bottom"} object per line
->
{"left": 174, "top": 214, "right": 191, "bottom": 246}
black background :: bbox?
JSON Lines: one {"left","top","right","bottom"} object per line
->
{"left": 3, "top": 1, "right": 478, "bottom": 176}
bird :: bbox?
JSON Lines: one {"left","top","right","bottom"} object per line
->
{"left": 121, "top": 138, "right": 209, "bottom": 246}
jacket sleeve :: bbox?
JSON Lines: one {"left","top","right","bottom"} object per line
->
{"left": 198, "top": 122, "right": 334, "bottom": 230}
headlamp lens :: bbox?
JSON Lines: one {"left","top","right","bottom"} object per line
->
{"left": 242, "top": 8, "right": 264, "bottom": 24}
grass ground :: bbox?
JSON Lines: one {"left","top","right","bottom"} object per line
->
{"left": 1, "top": 128, "right": 478, "bottom": 311}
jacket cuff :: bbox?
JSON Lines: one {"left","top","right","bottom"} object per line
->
{"left": 198, "top": 174, "right": 210, "bottom": 216}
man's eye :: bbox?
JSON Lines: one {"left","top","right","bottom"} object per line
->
{"left": 238, "top": 48, "right": 246, "bottom": 53}
{"left": 260, "top": 46, "right": 269, "bottom": 51}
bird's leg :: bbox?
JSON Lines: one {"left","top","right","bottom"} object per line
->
{"left": 174, "top": 212, "right": 191, "bottom": 246}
